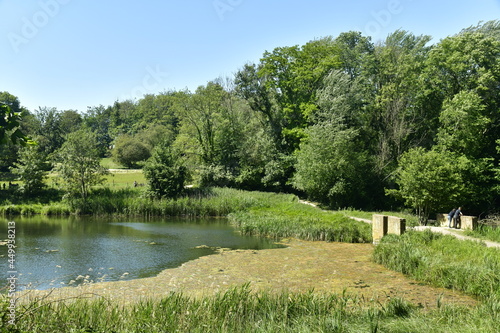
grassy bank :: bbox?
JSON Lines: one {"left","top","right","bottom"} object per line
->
{"left": 4, "top": 285, "right": 499, "bottom": 333}
{"left": 0, "top": 187, "right": 255, "bottom": 217}
{"left": 229, "top": 200, "right": 372, "bottom": 243}
{"left": 464, "top": 224, "right": 500, "bottom": 243}
{"left": 340, "top": 209, "right": 420, "bottom": 227}
{"left": 373, "top": 230, "right": 500, "bottom": 300}
{"left": 0, "top": 187, "right": 372, "bottom": 243}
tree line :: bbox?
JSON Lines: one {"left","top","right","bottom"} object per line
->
{"left": 2, "top": 20, "right": 500, "bottom": 221}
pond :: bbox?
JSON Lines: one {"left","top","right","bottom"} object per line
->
{"left": 0, "top": 217, "right": 282, "bottom": 290}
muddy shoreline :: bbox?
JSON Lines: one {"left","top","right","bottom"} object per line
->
{"left": 19, "top": 239, "right": 477, "bottom": 308}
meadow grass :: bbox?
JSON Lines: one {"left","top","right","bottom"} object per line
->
{"left": 4, "top": 285, "right": 499, "bottom": 333}
{"left": 100, "top": 157, "right": 127, "bottom": 169}
{"left": 103, "top": 170, "right": 146, "bottom": 189}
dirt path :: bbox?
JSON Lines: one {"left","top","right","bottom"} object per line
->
{"left": 20, "top": 239, "right": 476, "bottom": 308}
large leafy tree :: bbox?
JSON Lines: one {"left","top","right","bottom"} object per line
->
{"left": 11, "top": 143, "right": 49, "bottom": 196}
{"left": 436, "top": 90, "right": 491, "bottom": 158}
{"left": 387, "top": 147, "right": 481, "bottom": 223}
{"left": 31, "top": 107, "right": 67, "bottom": 156}
{"left": 55, "top": 129, "right": 109, "bottom": 200}
{"left": 294, "top": 120, "right": 370, "bottom": 208}
{"left": 0, "top": 103, "right": 32, "bottom": 146}
{"left": 143, "top": 143, "right": 187, "bottom": 198}
{"left": 174, "top": 81, "right": 249, "bottom": 186}
{"left": 425, "top": 31, "right": 500, "bottom": 159}
{"left": 83, "top": 105, "right": 113, "bottom": 156}
{"left": 369, "top": 31, "right": 433, "bottom": 177}
{"left": 257, "top": 38, "right": 341, "bottom": 151}
{"left": 294, "top": 70, "right": 372, "bottom": 208}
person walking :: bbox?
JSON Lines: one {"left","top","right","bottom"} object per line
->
{"left": 453, "top": 207, "right": 463, "bottom": 229}
{"left": 448, "top": 208, "right": 456, "bottom": 228}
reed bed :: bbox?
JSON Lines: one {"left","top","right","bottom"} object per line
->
{"left": 229, "top": 200, "right": 373, "bottom": 243}
{"left": 4, "top": 285, "right": 499, "bottom": 333}
{"left": 373, "top": 230, "right": 500, "bottom": 300}
{"left": 464, "top": 224, "right": 500, "bottom": 243}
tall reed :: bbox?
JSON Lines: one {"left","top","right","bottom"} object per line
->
{"left": 6, "top": 285, "right": 500, "bottom": 332}
{"left": 229, "top": 200, "right": 372, "bottom": 243}
{"left": 373, "top": 230, "right": 500, "bottom": 300}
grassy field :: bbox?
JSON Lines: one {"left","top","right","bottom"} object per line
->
{"left": 100, "top": 157, "right": 126, "bottom": 169}
{"left": 103, "top": 170, "right": 146, "bottom": 188}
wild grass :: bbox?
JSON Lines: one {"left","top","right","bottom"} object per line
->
{"left": 0, "top": 186, "right": 372, "bottom": 244}
{"left": 103, "top": 170, "right": 146, "bottom": 189}
{"left": 229, "top": 199, "right": 372, "bottom": 243}
{"left": 4, "top": 285, "right": 500, "bottom": 333}
{"left": 340, "top": 208, "right": 420, "bottom": 227}
{"left": 100, "top": 157, "right": 126, "bottom": 169}
{"left": 464, "top": 223, "right": 500, "bottom": 243}
{"left": 373, "top": 230, "right": 500, "bottom": 300}
{"left": 69, "top": 187, "right": 262, "bottom": 217}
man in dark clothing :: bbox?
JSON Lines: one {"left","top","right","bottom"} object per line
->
{"left": 453, "top": 207, "right": 463, "bottom": 229}
{"left": 448, "top": 208, "right": 456, "bottom": 228}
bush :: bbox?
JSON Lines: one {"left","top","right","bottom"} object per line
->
{"left": 143, "top": 144, "right": 187, "bottom": 198}
{"left": 112, "top": 135, "right": 151, "bottom": 168}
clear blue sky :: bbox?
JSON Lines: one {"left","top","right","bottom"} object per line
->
{"left": 1, "top": 0, "right": 499, "bottom": 113}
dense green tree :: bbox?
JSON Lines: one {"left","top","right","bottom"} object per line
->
{"left": 174, "top": 81, "right": 249, "bottom": 186}
{"left": 425, "top": 31, "right": 500, "bottom": 158}
{"left": 11, "top": 143, "right": 49, "bottom": 195}
{"left": 136, "top": 124, "right": 176, "bottom": 149}
{"left": 0, "top": 142, "right": 19, "bottom": 172}
{"left": 143, "top": 143, "right": 187, "bottom": 198}
{"left": 32, "top": 107, "right": 65, "bottom": 155}
{"left": 59, "top": 110, "right": 83, "bottom": 134}
{"left": 108, "top": 100, "right": 138, "bottom": 136}
{"left": 369, "top": 31, "right": 433, "bottom": 178}
{"left": 334, "top": 31, "right": 374, "bottom": 80}
{"left": 175, "top": 83, "right": 223, "bottom": 165}
{"left": 55, "top": 129, "right": 109, "bottom": 200}
{"left": 258, "top": 38, "right": 341, "bottom": 150}
{"left": 436, "top": 90, "right": 491, "bottom": 157}
{"left": 294, "top": 120, "right": 370, "bottom": 208}
{"left": 387, "top": 148, "right": 480, "bottom": 223}
{"left": 0, "top": 103, "right": 32, "bottom": 146}
{"left": 112, "top": 135, "right": 151, "bottom": 168}
{"left": 136, "top": 93, "right": 179, "bottom": 132}
{"left": 83, "top": 105, "right": 113, "bottom": 156}
{"left": 0, "top": 94, "right": 33, "bottom": 172}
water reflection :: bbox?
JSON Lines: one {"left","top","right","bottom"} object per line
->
{"left": 0, "top": 216, "right": 282, "bottom": 290}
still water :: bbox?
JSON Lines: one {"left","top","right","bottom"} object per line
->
{"left": 0, "top": 217, "right": 281, "bottom": 290}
